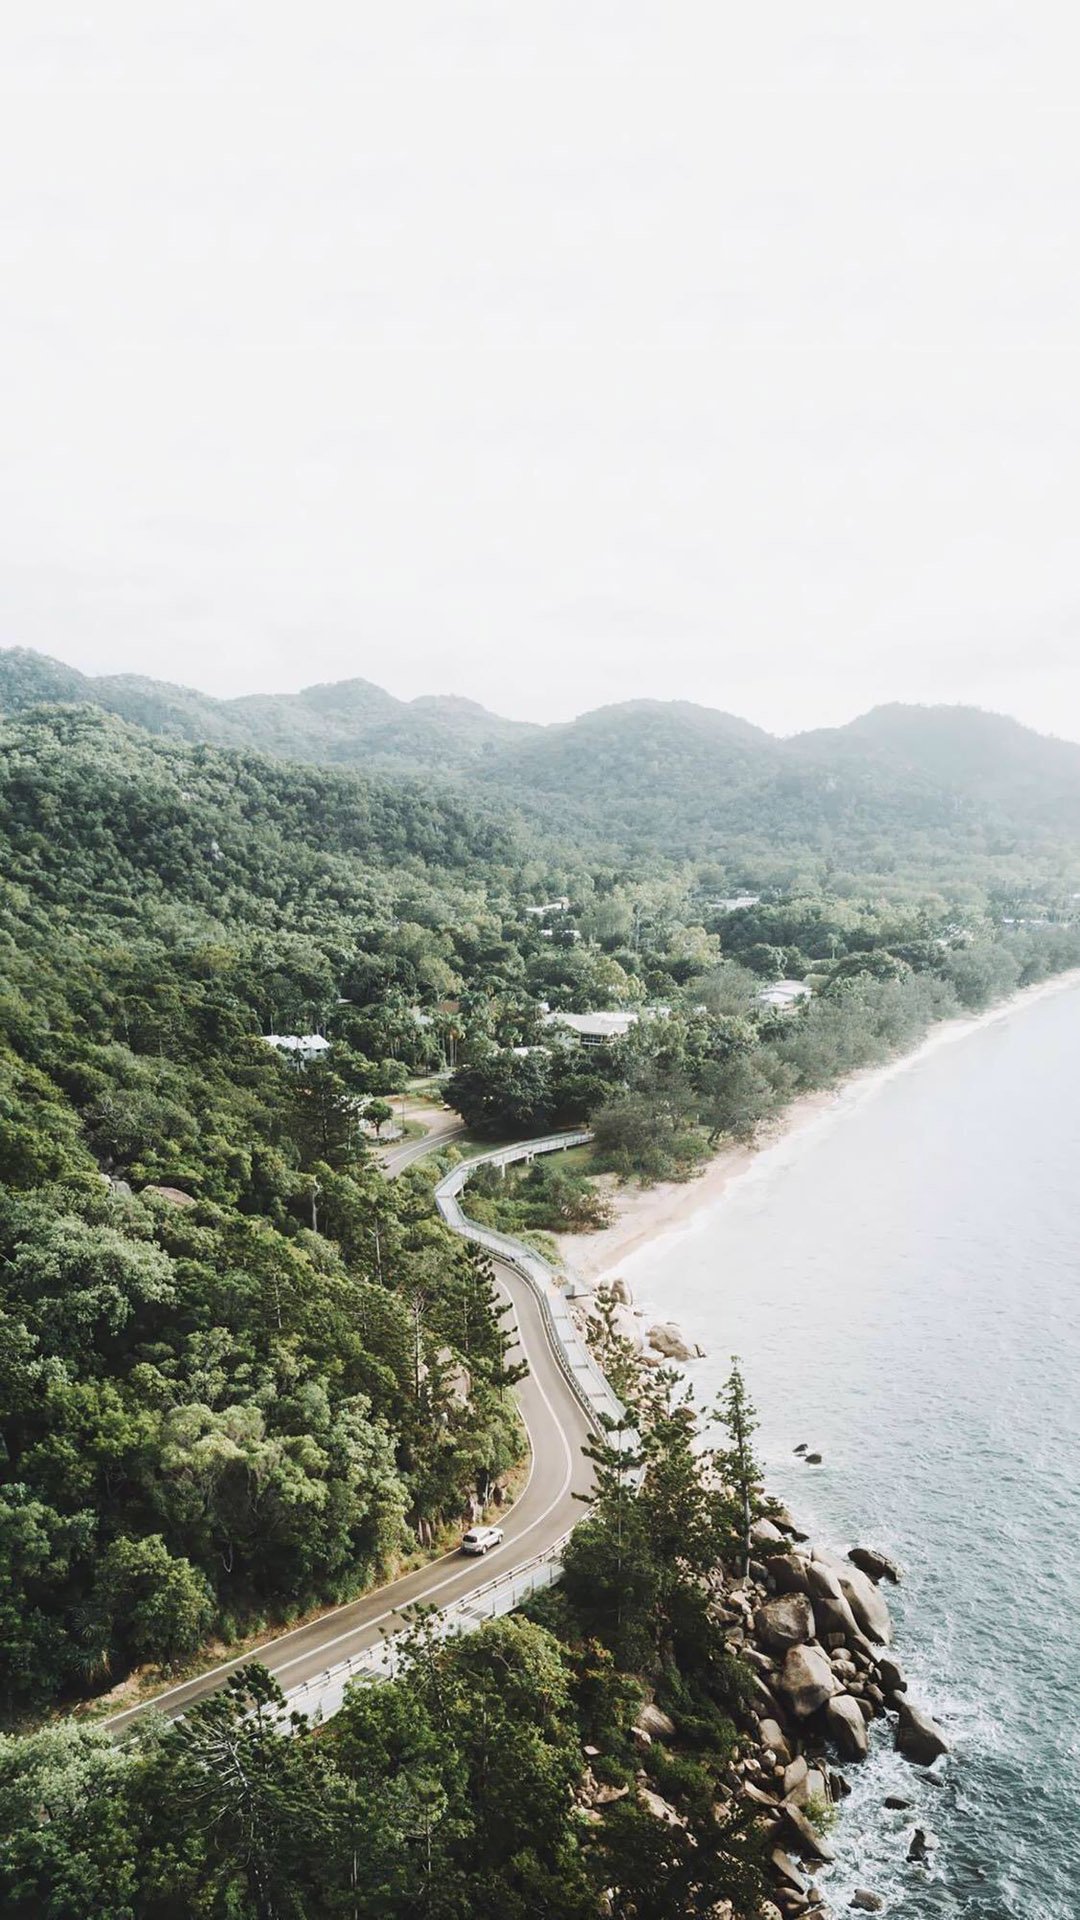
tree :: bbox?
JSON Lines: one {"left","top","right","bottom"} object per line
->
{"left": 447, "top": 1049, "right": 554, "bottom": 1138}
{"left": 0, "top": 1722, "right": 140, "bottom": 1920}
{"left": 88, "top": 1533, "right": 214, "bottom": 1668}
{"left": 712, "top": 1357, "right": 768, "bottom": 1578}
{"left": 159, "top": 1664, "right": 329, "bottom": 1920}
{"left": 364, "top": 1098, "right": 395, "bottom": 1140}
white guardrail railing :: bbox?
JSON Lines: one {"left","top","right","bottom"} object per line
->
{"left": 433, "top": 1131, "right": 626, "bottom": 1432}
{"left": 284, "top": 1130, "right": 630, "bottom": 1723}
{"left": 285, "top": 1529, "right": 574, "bottom": 1722}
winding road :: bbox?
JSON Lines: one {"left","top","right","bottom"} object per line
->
{"left": 106, "top": 1117, "right": 597, "bottom": 1735}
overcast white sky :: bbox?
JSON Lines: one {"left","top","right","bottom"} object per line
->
{"left": 4, "top": 5, "right": 1080, "bottom": 736}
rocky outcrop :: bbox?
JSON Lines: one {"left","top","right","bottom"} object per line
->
{"left": 848, "top": 1545, "right": 902, "bottom": 1585}
{"left": 728, "top": 1529, "right": 947, "bottom": 1906}
{"left": 754, "top": 1593, "right": 816, "bottom": 1654}
{"left": 779, "top": 1644, "right": 836, "bottom": 1718}
{"left": 896, "top": 1699, "right": 950, "bottom": 1765}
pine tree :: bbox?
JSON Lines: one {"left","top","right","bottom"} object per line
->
{"left": 712, "top": 1356, "right": 768, "bottom": 1579}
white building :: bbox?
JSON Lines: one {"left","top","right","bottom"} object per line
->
{"left": 524, "top": 897, "right": 571, "bottom": 917}
{"left": 542, "top": 1009, "right": 640, "bottom": 1048}
{"left": 265, "top": 1033, "right": 331, "bottom": 1060}
{"left": 707, "top": 893, "right": 762, "bottom": 913}
{"left": 757, "top": 981, "right": 812, "bottom": 1012}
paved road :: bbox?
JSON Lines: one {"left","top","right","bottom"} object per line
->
{"left": 106, "top": 1121, "right": 595, "bottom": 1735}
{"left": 377, "top": 1104, "right": 467, "bottom": 1175}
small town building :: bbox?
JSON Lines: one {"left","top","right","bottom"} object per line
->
{"left": 542, "top": 1010, "right": 640, "bottom": 1047}
{"left": 757, "top": 981, "right": 812, "bottom": 1012}
{"left": 265, "top": 1033, "right": 331, "bottom": 1060}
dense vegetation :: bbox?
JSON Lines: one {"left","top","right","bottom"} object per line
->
{"left": 3, "top": 687, "right": 1080, "bottom": 1915}
{"left": 0, "top": 710, "right": 532, "bottom": 1717}
{"left": 0, "top": 1348, "right": 774, "bottom": 1920}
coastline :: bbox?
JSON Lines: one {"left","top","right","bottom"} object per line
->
{"left": 553, "top": 964, "right": 1080, "bottom": 1293}
{"left": 556, "top": 970, "right": 1080, "bottom": 1914}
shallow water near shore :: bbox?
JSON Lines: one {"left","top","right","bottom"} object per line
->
{"left": 619, "top": 981, "right": 1080, "bottom": 1917}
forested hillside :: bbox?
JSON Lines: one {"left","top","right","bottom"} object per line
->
{"left": 7, "top": 648, "right": 1080, "bottom": 887}
{"left": 3, "top": 699, "right": 1080, "bottom": 1916}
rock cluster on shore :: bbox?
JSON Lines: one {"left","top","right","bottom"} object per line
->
{"left": 572, "top": 1508, "right": 949, "bottom": 1917}
{"left": 715, "top": 1517, "right": 949, "bottom": 1915}
{"left": 569, "top": 1276, "right": 948, "bottom": 1912}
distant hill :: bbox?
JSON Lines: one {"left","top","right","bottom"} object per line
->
{"left": 795, "top": 703, "right": 1080, "bottom": 835}
{"left": 0, "top": 648, "right": 534, "bottom": 770}
{"left": 4, "top": 647, "right": 1080, "bottom": 883}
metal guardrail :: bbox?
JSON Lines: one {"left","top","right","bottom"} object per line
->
{"left": 434, "top": 1131, "right": 627, "bottom": 1433}
{"left": 285, "top": 1530, "right": 575, "bottom": 1723}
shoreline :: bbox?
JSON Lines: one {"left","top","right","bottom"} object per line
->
{"left": 553, "top": 965, "right": 1080, "bottom": 1295}
{"left": 556, "top": 973, "right": 1080, "bottom": 1914}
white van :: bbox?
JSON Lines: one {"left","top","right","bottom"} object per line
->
{"left": 460, "top": 1524, "right": 504, "bottom": 1556}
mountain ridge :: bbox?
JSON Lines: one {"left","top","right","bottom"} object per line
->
{"left": 4, "top": 647, "right": 1080, "bottom": 875}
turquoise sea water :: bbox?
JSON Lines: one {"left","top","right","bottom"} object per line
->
{"left": 619, "top": 982, "right": 1080, "bottom": 1918}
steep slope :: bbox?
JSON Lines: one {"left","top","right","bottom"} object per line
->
{"left": 0, "top": 705, "right": 521, "bottom": 922}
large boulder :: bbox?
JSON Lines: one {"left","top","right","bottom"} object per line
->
{"left": 839, "top": 1566, "right": 892, "bottom": 1646}
{"left": 751, "top": 1517, "right": 786, "bottom": 1552}
{"left": 772, "top": 1504, "right": 809, "bottom": 1540}
{"left": 849, "top": 1545, "right": 902, "bottom": 1584}
{"left": 635, "top": 1702, "right": 676, "bottom": 1741}
{"left": 779, "top": 1802, "right": 835, "bottom": 1864}
{"left": 896, "top": 1700, "right": 949, "bottom": 1766}
{"left": 755, "top": 1593, "right": 817, "bottom": 1655}
{"left": 767, "top": 1554, "right": 811, "bottom": 1595}
{"left": 638, "top": 1787, "right": 683, "bottom": 1826}
{"left": 141, "top": 1183, "right": 197, "bottom": 1207}
{"left": 814, "top": 1593, "right": 858, "bottom": 1641}
{"left": 825, "top": 1694, "right": 869, "bottom": 1761}
{"left": 779, "top": 1644, "right": 836, "bottom": 1718}
{"left": 876, "top": 1653, "right": 907, "bottom": 1698}
{"left": 759, "top": 1717, "right": 793, "bottom": 1766}
{"left": 814, "top": 1551, "right": 892, "bottom": 1645}
{"left": 646, "top": 1322, "right": 695, "bottom": 1361}
{"left": 805, "top": 1561, "right": 860, "bottom": 1634}
{"left": 770, "top": 1848, "right": 811, "bottom": 1897}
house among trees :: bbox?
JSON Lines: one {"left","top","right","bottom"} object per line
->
{"left": 542, "top": 1009, "right": 640, "bottom": 1047}
{"left": 757, "top": 980, "right": 812, "bottom": 1011}
{"left": 265, "top": 1032, "right": 332, "bottom": 1060}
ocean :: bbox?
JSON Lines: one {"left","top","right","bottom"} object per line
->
{"left": 618, "top": 980, "right": 1080, "bottom": 1917}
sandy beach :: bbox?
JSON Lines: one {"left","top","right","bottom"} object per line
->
{"left": 552, "top": 965, "right": 1080, "bottom": 1292}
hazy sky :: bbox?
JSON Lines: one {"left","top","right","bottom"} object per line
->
{"left": 4, "top": 5, "right": 1080, "bottom": 736}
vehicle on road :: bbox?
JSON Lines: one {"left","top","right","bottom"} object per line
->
{"left": 460, "top": 1524, "right": 504, "bottom": 1556}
